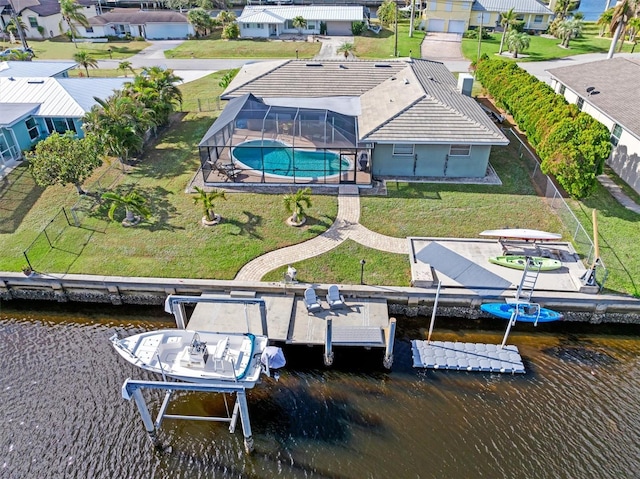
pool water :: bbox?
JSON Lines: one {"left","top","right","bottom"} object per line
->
{"left": 232, "top": 139, "right": 350, "bottom": 178}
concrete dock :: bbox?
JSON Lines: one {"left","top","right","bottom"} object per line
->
{"left": 187, "top": 292, "right": 391, "bottom": 347}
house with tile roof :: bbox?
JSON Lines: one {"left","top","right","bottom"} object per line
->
{"left": 79, "top": 8, "right": 195, "bottom": 40}
{"left": 548, "top": 57, "right": 640, "bottom": 195}
{"left": 0, "top": 76, "right": 127, "bottom": 174}
{"left": 198, "top": 59, "right": 508, "bottom": 186}
{"left": 0, "top": 0, "right": 97, "bottom": 39}
{"left": 237, "top": 5, "right": 363, "bottom": 38}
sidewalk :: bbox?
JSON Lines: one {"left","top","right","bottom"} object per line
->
{"left": 597, "top": 175, "right": 640, "bottom": 214}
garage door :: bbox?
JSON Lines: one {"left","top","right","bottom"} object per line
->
{"left": 428, "top": 18, "right": 445, "bottom": 32}
{"left": 448, "top": 20, "right": 466, "bottom": 33}
{"left": 326, "top": 21, "right": 352, "bottom": 36}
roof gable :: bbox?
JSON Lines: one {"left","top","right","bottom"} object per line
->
{"left": 0, "top": 60, "right": 77, "bottom": 78}
{"left": 89, "top": 8, "right": 188, "bottom": 25}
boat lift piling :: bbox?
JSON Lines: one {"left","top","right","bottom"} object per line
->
{"left": 122, "top": 379, "right": 256, "bottom": 454}
{"left": 426, "top": 280, "right": 442, "bottom": 344}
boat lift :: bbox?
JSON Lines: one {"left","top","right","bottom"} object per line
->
{"left": 120, "top": 295, "right": 273, "bottom": 455}
{"left": 122, "top": 379, "right": 258, "bottom": 453}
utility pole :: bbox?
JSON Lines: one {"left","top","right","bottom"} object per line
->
{"left": 409, "top": 0, "right": 415, "bottom": 37}
{"left": 394, "top": 1, "right": 399, "bottom": 56}
{"left": 477, "top": 12, "right": 484, "bottom": 63}
{"left": 8, "top": 0, "right": 29, "bottom": 50}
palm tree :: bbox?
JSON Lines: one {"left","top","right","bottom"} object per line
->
{"left": 498, "top": 8, "right": 518, "bottom": 55}
{"left": 283, "top": 187, "right": 312, "bottom": 225}
{"left": 193, "top": 186, "right": 226, "bottom": 224}
{"left": 557, "top": 18, "right": 584, "bottom": 47}
{"left": 608, "top": 0, "right": 640, "bottom": 58}
{"left": 337, "top": 42, "right": 356, "bottom": 59}
{"left": 217, "top": 10, "right": 236, "bottom": 26}
{"left": 83, "top": 91, "right": 154, "bottom": 166}
{"left": 554, "top": 0, "right": 579, "bottom": 20}
{"left": 597, "top": 8, "right": 614, "bottom": 36}
{"left": 124, "top": 67, "right": 183, "bottom": 127}
{"left": 118, "top": 60, "right": 134, "bottom": 77}
{"left": 627, "top": 16, "right": 640, "bottom": 41}
{"left": 73, "top": 50, "right": 97, "bottom": 77}
{"left": 59, "top": 0, "right": 90, "bottom": 48}
{"left": 506, "top": 30, "right": 530, "bottom": 58}
{"left": 102, "top": 190, "right": 151, "bottom": 226}
{"left": 292, "top": 16, "right": 307, "bottom": 35}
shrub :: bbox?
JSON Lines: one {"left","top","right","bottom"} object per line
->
{"left": 463, "top": 29, "right": 492, "bottom": 40}
{"left": 351, "top": 21, "right": 366, "bottom": 36}
{"left": 222, "top": 23, "right": 239, "bottom": 40}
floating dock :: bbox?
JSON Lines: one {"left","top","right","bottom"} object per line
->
{"left": 411, "top": 340, "right": 525, "bottom": 374}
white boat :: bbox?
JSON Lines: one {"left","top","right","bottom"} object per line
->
{"left": 479, "top": 228, "right": 562, "bottom": 241}
{"left": 111, "top": 329, "right": 270, "bottom": 386}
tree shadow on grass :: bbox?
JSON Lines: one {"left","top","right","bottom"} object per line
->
{"left": 0, "top": 164, "right": 45, "bottom": 234}
{"left": 225, "top": 210, "right": 263, "bottom": 239}
{"left": 92, "top": 184, "right": 182, "bottom": 232}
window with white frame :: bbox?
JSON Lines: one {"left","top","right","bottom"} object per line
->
{"left": 534, "top": 14, "right": 543, "bottom": 23}
{"left": 576, "top": 97, "right": 584, "bottom": 110}
{"left": 307, "top": 21, "right": 316, "bottom": 29}
{"left": 393, "top": 144, "right": 414, "bottom": 156}
{"left": 611, "top": 123, "right": 623, "bottom": 146}
{"left": 25, "top": 118, "right": 39, "bottom": 141}
{"left": 449, "top": 144, "right": 471, "bottom": 156}
{"left": 559, "top": 84, "right": 566, "bottom": 94}
{"left": 28, "top": 16, "right": 38, "bottom": 28}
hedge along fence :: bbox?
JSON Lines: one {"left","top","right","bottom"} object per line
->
{"left": 475, "top": 56, "right": 612, "bottom": 199}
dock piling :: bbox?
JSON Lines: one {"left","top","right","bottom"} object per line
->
{"left": 129, "top": 387, "right": 162, "bottom": 449}
{"left": 324, "top": 317, "right": 334, "bottom": 366}
{"left": 383, "top": 318, "right": 397, "bottom": 369}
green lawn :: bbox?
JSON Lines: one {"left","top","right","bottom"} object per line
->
{"left": 16, "top": 39, "right": 150, "bottom": 60}
{"left": 355, "top": 21, "right": 426, "bottom": 59}
{"left": 165, "top": 30, "right": 321, "bottom": 59}
{"left": 461, "top": 24, "right": 634, "bottom": 62}
{"left": 0, "top": 71, "right": 337, "bottom": 279}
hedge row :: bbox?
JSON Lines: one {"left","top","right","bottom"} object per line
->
{"left": 475, "top": 56, "right": 612, "bottom": 198}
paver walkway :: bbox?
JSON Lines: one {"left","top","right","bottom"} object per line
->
{"left": 597, "top": 174, "right": 640, "bottom": 215}
{"left": 234, "top": 185, "right": 408, "bottom": 281}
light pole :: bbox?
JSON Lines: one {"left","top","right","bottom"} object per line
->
{"left": 360, "top": 259, "right": 366, "bottom": 285}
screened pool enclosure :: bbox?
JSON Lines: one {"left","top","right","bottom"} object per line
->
{"left": 198, "top": 94, "right": 371, "bottom": 185}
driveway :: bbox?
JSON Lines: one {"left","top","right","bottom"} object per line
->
{"left": 421, "top": 32, "right": 465, "bottom": 61}
{"left": 313, "top": 36, "right": 355, "bottom": 60}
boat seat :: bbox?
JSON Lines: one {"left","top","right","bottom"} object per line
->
{"left": 212, "top": 337, "right": 229, "bottom": 370}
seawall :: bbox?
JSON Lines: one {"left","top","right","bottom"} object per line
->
{"left": 1, "top": 272, "right": 639, "bottom": 324}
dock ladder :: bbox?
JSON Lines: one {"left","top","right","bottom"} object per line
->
{"left": 513, "top": 257, "right": 542, "bottom": 302}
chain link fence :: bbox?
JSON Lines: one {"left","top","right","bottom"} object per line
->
{"left": 502, "top": 128, "right": 606, "bottom": 287}
{"left": 181, "top": 97, "right": 222, "bottom": 113}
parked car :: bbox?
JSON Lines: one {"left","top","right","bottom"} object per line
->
{"left": 0, "top": 47, "right": 34, "bottom": 60}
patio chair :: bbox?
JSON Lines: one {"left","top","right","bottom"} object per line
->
{"left": 303, "top": 287, "right": 322, "bottom": 313}
{"left": 326, "top": 284, "right": 346, "bottom": 309}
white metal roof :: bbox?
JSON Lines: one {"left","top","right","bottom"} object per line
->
{"left": 0, "top": 77, "right": 128, "bottom": 117}
{"left": 0, "top": 61, "right": 77, "bottom": 78}
{"left": 238, "top": 5, "right": 363, "bottom": 23}
{"left": 472, "top": 0, "right": 552, "bottom": 15}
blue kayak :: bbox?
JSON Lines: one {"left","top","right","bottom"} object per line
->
{"left": 480, "top": 302, "right": 563, "bottom": 323}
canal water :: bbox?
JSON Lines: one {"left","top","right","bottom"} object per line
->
{"left": 2, "top": 302, "right": 640, "bottom": 479}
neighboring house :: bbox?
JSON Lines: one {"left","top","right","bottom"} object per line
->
{"left": 0, "top": 0, "right": 98, "bottom": 39}
{"left": 237, "top": 5, "right": 363, "bottom": 38}
{"left": 198, "top": 59, "right": 508, "bottom": 186}
{"left": 548, "top": 57, "right": 640, "bottom": 195}
{"left": 0, "top": 60, "right": 77, "bottom": 78}
{"left": 0, "top": 77, "right": 127, "bottom": 172}
{"left": 79, "top": 9, "right": 195, "bottom": 39}
{"left": 469, "top": 0, "right": 553, "bottom": 32}
{"left": 421, "top": 0, "right": 473, "bottom": 34}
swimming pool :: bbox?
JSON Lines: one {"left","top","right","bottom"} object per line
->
{"left": 232, "top": 140, "right": 350, "bottom": 178}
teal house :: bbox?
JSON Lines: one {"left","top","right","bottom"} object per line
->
{"left": 0, "top": 76, "right": 127, "bottom": 176}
